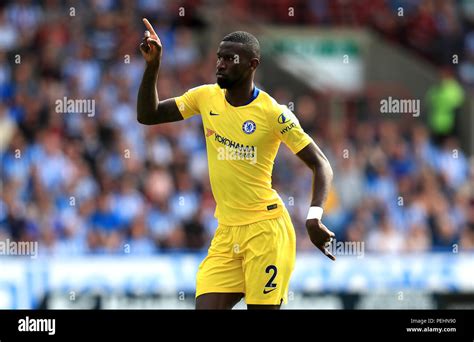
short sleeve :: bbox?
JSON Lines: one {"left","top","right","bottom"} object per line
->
{"left": 174, "top": 85, "right": 207, "bottom": 119}
{"left": 271, "top": 105, "right": 313, "bottom": 154}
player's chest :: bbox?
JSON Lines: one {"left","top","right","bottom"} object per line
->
{"left": 201, "top": 105, "right": 271, "bottom": 146}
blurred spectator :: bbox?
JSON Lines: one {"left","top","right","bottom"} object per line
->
{"left": 88, "top": 193, "right": 124, "bottom": 253}
{"left": 0, "top": 103, "right": 16, "bottom": 152}
{"left": 367, "top": 213, "right": 405, "bottom": 253}
{"left": 126, "top": 213, "right": 156, "bottom": 255}
{"left": 426, "top": 69, "right": 465, "bottom": 144}
{"left": 405, "top": 223, "right": 432, "bottom": 253}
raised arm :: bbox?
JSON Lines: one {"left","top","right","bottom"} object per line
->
{"left": 137, "top": 18, "right": 183, "bottom": 125}
{"left": 296, "top": 141, "right": 336, "bottom": 260}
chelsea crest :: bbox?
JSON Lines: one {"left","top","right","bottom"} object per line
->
{"left": 242, "top": 120, "right": 256, "bottom": 134}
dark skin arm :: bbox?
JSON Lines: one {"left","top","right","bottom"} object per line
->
{"left": 296, "top": 142, "right": 336, "bottom": 261}
{"left": 137, "top": 18, "right": 183, "bottom": 125}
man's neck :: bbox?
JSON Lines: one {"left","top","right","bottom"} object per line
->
{"left": 225, "top": 82, "right": 255, "bottom": 107}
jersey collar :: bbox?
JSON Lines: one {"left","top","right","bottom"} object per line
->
{"left": 224, "top": 86, "right": 260, "bottom": 107}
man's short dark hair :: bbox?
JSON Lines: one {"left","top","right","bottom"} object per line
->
{"left": 222, "top": 31, "right": 260, "bottom": 59}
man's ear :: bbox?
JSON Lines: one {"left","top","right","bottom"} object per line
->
{"left": 250, "top": 58, "right": 260, "bottom": 70}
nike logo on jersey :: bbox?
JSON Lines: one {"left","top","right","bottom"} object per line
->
{"left": 263, "top": 288, "right": 277, "bottom": 294}
{"left": 210, "top": 111, "right": 220, "bottom": 116}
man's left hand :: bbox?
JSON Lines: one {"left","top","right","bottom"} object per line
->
{"left": 306, "top": 219, "right": 336, "bottom": 261}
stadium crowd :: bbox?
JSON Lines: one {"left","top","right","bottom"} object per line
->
{"left": 1, "top": 0, "right": 473, "bottom": 255}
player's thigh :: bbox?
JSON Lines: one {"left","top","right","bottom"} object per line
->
{"left": 195, "top": 292, "right": 244, "bottom": 310}
{"left": 195, "top": 225, "right": 245, "bottom": 302}
{"left": 196, "top": 254, "right": 245, "bottom": 298}
{"left": 243, "top": 212, "right": 296, "bottom": 305}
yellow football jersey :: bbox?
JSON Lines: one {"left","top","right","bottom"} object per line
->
{"left": 174, "top": 84, "right": 313, "bottom": 226}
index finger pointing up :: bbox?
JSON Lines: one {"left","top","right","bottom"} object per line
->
{"left": 142, "top": 18, "right": 157, "bottom": 36}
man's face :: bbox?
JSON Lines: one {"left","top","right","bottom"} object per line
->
{"left": 216, "top": 41, "right": 253, "bottom": 89}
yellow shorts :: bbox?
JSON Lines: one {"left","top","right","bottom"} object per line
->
{"left": 196, "top": 208, "right": 296, "bottom": 305}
